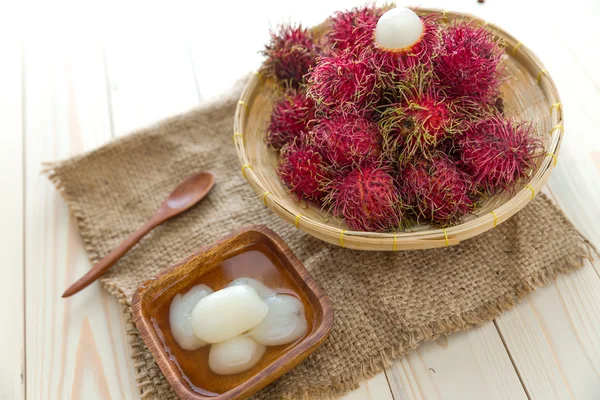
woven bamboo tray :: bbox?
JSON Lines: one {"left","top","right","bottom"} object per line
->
{"left": 233, "top": 8, "right": 563, "bottom": 251}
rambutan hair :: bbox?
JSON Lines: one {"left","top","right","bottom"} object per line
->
{"left": 375, "top": 14, "right": 441, "bottom": 88}
{"left": 313, "top": 114, "right": 382, "bottom": 167}
{"left": 458, "top": 115, "right": 542, "bottom": 194}
{"left": 399, "top": 153, "right": 475, "bottom": 226}
{"left": 379, "top": 71, "right": 463, "bottom": 161}
{"left": 327, "top": 164, "right": 401, "bottom": 232}
{"left": 267, "top": 91, "right": 316, "bottom": 150}
{"left": 277, "top": 140, "right": 331, "bottom": 203}
{"left": 434, "top": 22, "right": 505, "bottom": 101}
{"left": 306, "top": 48, "right": 380, "bottom": 117}
{"left": 324, "top": 4, "right": 391, "bottom": 53}
{"left": 261, "top": 24, "right": 319, "bottom": 88}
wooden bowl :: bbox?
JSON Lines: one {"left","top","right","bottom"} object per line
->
{"left": 233, "top": 8, "right": 563, "bottom": 251}
{"left": 131, "top": 225, "right": 334, "bottom": 400}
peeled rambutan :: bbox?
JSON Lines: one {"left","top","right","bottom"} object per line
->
{"left": 313, "top": 114, "right": 382, "bottom": 167}
{"left": 434, "top": 22, "right": 504, "bottom": 101}
{"left": 267, "top": 92, "right": 316, "bottom": 150}
{"left": 324, "top": 5, "right": 390, "bottom": 53}
{"left": 379, "top": 75, "right": 462, "bottom": 161}
{"left": 277, "top": 141, "right": 331, "bottom": 203}
{"left": 375, "top": 14, "right": 441, "bottom": 87}
{"left": 399, "top": 153, "right": 474, "bottom": 226}
{"left": 306, "top": 48, "right": 380, "bottom": 117}
{"left": 261, "top": 24, "right": 319, "bottom": 88}
{"left": 458, "top": 115, "right": 542, "bottom": 194}
{"left": 327, "top": 164, "right": 400, "bottom": 232}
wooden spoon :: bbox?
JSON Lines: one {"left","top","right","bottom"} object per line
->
{"left": 62, "top": 171, "right": 216, "bottom": 298}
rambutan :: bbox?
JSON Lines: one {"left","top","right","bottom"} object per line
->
{"left": 375, "top": 14, "right": 441, "bottom": 87}
{"left": 267, "top": 91, "right": 316, "bottom": 150}
{"left": 277, "top": 141, "right": 331, "bottom": 202}
{"left": 261, "top": 24, "right": 319, "bottom": 88}
{"left": 324, "top": 5, "right": 390, "bottom": 53}
{"left": 313, "top": 114, "right": 382, "bottom": 167}
{"left": 434, "top": 22, "right": 505, "bottom": 101}
{"left": 306, "top": 48, "right": 380, "bottom": 117}
{"left": 327, "top": 164, "right": 400, "bottom": 232}
{"left": 379, "top": 75, "right": 462, "bottom": 161}
{"left": 399, "top": 153, "right": 474, "bottom": 226}
{"left": 458, "top": 115, "right": 542, "bottom": 193}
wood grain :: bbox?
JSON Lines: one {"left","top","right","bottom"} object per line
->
{"left": 22, "top": 42, "right": 138, "bottom": 400}
{"left": 132, "top": 226, "right": 334, "bottom": 400}
{"left": 340, "top": 372, "right": 394, "bottom": 400}
{"left": 0, "top": 41, "right": 25, "bottom": 400}
{"left": 495, "top": 262, "right": 600, "bottom": 400}
{"left": 494, "top": 190, "right": 600, "bottom": 400}
{"left": 385, "top": 323, "right": 527, "bottom": 400}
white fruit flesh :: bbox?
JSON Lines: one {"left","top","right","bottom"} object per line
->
{"left": 250, "top": 294, "right": 308, "bottom": 346}
{"left": 227, "top": 277, "right": 276, "bottom": 299}
{"left": 208, "top": 336, "right": 266, "bottom": 375}
{"left": 375, "top": 7, "right": 423, "bottom": 51}
{"left": 191, "top": 284, "right": 268, "bottom": 343}
{"left": 169, "top": 284, "right": 213, "bottom": 350}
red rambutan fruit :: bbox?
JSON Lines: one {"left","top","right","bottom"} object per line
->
{"left": 306, "top": 48, "right": 380, "bottom": 117}
{"left": 375, "top": 14, "right": 441, "bottom": 87}
{"left": 434, "top": 22, "right": 505, "bottom": 101}
{"left": 313, "top": 114, "right": 382, "bottom": 167}
{"left": 267, "top": 91, "right": 316, "bottom": 150}
{"left": 399, "top": 153, "right": 474, "bottom": 226}
{"left": 261, "top": 24, "right": 319, "bottom": 88}
{"left": 379, "top": 74, "right": 462, "bottom": 161}
{"left": 327, "top": 164, "right": 400, "bottom": 232}
{"left": 277, "top": 141, "right": 331, "bottom": 202}
{"left": 458, "top": 115, "right": 542, "bottom": 194}
{"left": 324, "top": 4, "right": 390, "bottom": 53}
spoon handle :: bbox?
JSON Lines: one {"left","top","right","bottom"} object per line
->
{"left": 62, "top": 214, "right": 163, "bottom": 298}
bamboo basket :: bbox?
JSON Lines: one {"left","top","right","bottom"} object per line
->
{"left": 233, "top": 8, "right": 563, "bottom": 251}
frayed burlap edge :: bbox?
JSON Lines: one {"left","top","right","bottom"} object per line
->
{"left": 44, "top": 156, "right": 597, "bottom": 400}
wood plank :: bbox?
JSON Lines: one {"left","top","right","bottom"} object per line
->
{"left": 0, "top": 41, "right": 25, "bottom": 400}
{"left": 491, "top": 188, "right": 600, "bottom": 400}
{"left": 385, "top": 323, "right": 528, "bottom": 400}
{"left": 495, "top": 260, "right": 600, "bottom": 400}
{"left": 340, "top": 372, "right": 394, "bottom": 400}
{"left": 23, "top": 41, "right": 138, "bottom": 400}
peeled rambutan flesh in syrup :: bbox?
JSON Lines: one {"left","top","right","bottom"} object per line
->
{"left": 399, "top": 154, "right": 474, "bottom": 226}
{"left": 375, "top": 15, "right": 441, "bottom": 87}
{"left": 379, "top": 84, "right": 459, "bottom": 160}
{"left": 307, "top": 48, "right": 379, "bottom": 116}
{"left": 434, "top": 22, "right": 504, "bottom": 101}
{"left": 328, "top": 164, "right": 400, "bottom": 232}
{"left": 267, "top": 92, "right": 316, "bottom": 150}
{"left": 313, "top": 114, "right": 382, "bottom": 166}
{"left": 261, "top": 24, "right": 319, "bottom": 87}
{"left": 458, "top": 115, "right": 542, "bottom": 194}
{"left": 324, "top": 5, "right": 389, "bottom": 52}
{"left": 277, "top": 141, "right": 331, "bottom": 202}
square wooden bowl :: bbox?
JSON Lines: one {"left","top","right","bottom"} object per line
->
{"left": 131, "top": 225, "right": 334, "bottom": 400}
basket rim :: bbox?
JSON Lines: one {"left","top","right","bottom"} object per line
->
{"left": 233, "top": 7, "right": 563, "bottom": 251}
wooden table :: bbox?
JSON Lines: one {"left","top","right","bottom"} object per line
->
{"left": 3, "top": 0, "right": 600, "bottom": 399}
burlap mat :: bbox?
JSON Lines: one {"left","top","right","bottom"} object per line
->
{"left": 46, "top": 77, "right": 592, "bottom": 400}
